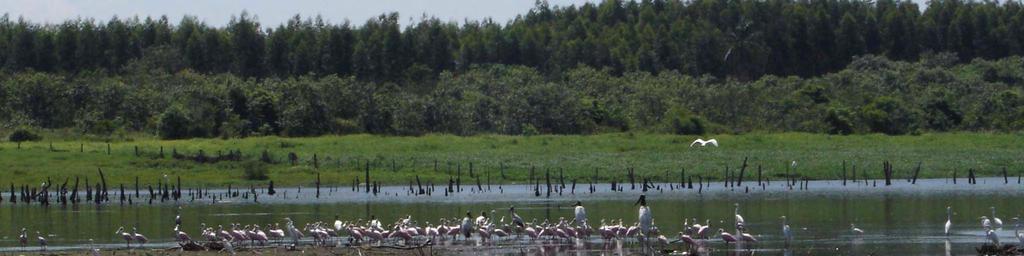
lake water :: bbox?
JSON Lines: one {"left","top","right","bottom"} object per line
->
{"left": 1, "top": 177, "right": 1022, "bottom": 255}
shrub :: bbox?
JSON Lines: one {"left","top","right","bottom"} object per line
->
{"left": 9, "top": 128, "right": 41, "bottom": 148}
{"left": 242, "top": 161, "right": 270, "bottom": 180}
{"left": 158, "top": 106, "right": 192, "bottom": 139}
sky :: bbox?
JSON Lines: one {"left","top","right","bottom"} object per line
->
{"left": 0, "top": 0, "right": 603, "bottom": 27}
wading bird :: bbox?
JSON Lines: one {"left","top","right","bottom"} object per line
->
{"left": 781, "top": 216, "right": 793, "bottom": 244}
{"left": 734, "top": 203, "right": 746, "bottom": 232}
{"left": 718, "top": 228, "right": 738, "bottom": 244}
{"left": 574, "top": 201, "right": 588, "bottom": 229}
{"left": 986, "top": 227, "right": 1000, "bottom": 246}
{"left": 18, "top": 228, "right": 27, "bottom": 247}
{"left": 174, "top": 224, "right": 191, "bottom": 244}
{"left": 944, "top": 206, "right": 953, "bottom": 236}
{"left": 1014, "top": 217, "right": 1024, "bottom": 244}
{"left": 510, "top": 206, "right": 525, "bottom": 233}
{"left": 116, "top": 227, "right": 133, "bottom": 248}
{"left": 636, "top": 194, "right": 653, "bottom": 250}
{"left": 850, "top": 223, "right": 864, "bottom": 235}
{"left": 689, "top": 138, "right": 719, "bottom": 147}
{"left": 132, "top": 227, "right": 148, "bottom": 248}
{"left": 981, "top": 216, "right": 992, "bottom": 230}
{"left": 36, "top": 231, "right": 47, "bottom": 251}
{"left": 991, "top": 207, "right": 1003, "bottom": 228}
{"left": 284, "top": 218, "right": 303, "bottom": 247}
{"left": 461, "top": 211, "right": 474, "bottom": 240}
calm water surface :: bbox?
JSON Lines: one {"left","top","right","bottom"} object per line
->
{"left": 1, "top": 177, "right": 1022, "bottom": 255}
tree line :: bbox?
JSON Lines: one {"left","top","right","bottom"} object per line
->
{"left": 2, "top": 54, "right": 1023, "bottom": 139}
{"left": 2, "top": 0, "right": 1024, "bottom": 139}
{"left": 1, "top": 0, "right": 1023, "bottom": 80}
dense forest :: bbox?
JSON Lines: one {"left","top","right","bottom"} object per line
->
{"left": 1, "top": 0, "right": 1024, "bottom": 139}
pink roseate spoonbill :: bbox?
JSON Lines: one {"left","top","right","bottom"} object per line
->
{"left": 672, "top": 232, "right": 698, "bottom": 247}
{"left": 493, "top": 228, "right": 509, "bottom": 239}
{"left": 115, "top": 227, "right": 133, "bottom": 248}
{"left": 656, "top": 235, "right": 670, "bottom": 248}
{"left": 697, "top": 220, "right": 711, "bottom": 239}
{"left": 174, "top": 225, "right": 192, "bottom": 244}
{"left": 718, "top": 228, "right": 738, "bottom": 244}
{"left": 132, "top": 227, "right": 149, "bottom": 248}
{"left": 268, "top": 223, "right": 285, "bottom": 243}
{"left": 36, "top": 231, "right": 47, "bottom": 251}
{"left": 740, "top": 232, "right": 758, "bottom": 243}
{"left": 944, "top": 207, "right": 953, "bottom": 236}
{"left": 348, "top": 225, "right": 364, "bottom": 243}
{"left": 850, "top": 223, "right": 864, "bottom": 235}
{"left": 525, "top": 226, "right": 539, "bottom": 240}
{"left": 217, "top": 225, "right": 233, "bottom": 241}
{"left": 252, "top": 225, "right": 269, "bottom": 245}
{"left": 626, "top": 222, "right": 640, "bottom": 237}
{"left": 478, "top": 227, "right": 492, "bottom": 243}
{"left": 424, "top": 222, "right": 439, "bottom": 239}
{"left": 18, "top": 228, "right": 28, "bottom": 247}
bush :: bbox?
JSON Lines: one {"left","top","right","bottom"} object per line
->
{"left": 667, "top": 108, "right": 706, "bottom": 135}
{"left": 158, "top": 106, "right": 192, "bottom": 140}
{"left": 825, "top": 105, "right": 854, "bottom": 135}
{"left": 8, "top": 128, "right": 41, "bottom": 144}
{"left": 860, "top": 96, "right": 915, "bottom": 135}
{"left": 242, "top": 161, "right": 270, "bottom": 180}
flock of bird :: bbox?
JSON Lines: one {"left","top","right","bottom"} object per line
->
{"left": 13, "top": 195, "right": 1024, "bottom": 254}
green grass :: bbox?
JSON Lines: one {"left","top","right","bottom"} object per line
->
{"left": 1, "top": 132, "right": 1022, "bottom": 187}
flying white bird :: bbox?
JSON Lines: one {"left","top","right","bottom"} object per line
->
{"left": 850, "top": 223, "right": 864, "bottom": 235}
{"left": 689, "top": 138, "right": 718, "bottom": 147}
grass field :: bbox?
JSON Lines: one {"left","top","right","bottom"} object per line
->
{"left": 1, "top": 132, "right": 1023, "bottom": 187}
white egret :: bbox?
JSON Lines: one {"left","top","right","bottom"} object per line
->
{"left": 781, "top": 216, "right": 793, "bottom": 244}
{"left": 981, "top": 216, "right": 992, "bottom": 230}
{"left": 1014, "top": 217, "right": 1024, "bottom": 244}
{"left": 991, "top": 207, "right": 1003, "bottom": 228}
{"left": 36, "top": 231, "right": 47, "bottom": 251}
{"left": 689, "top": 139, "right": 719, "bottom": 147}
{"left": 850, "top": 223, "right": 864, "bottom": 235}
{"left": 986, "top": 228, "right": 1000, "bottom": 246}
{"left": 734, "top": 203, "right": 746, "bottom": 232}
{"left": 944, "top": 206, "right": 952, "bottom": 236}
{"left": 334, "top": 215, "right": 344, "bottom": 233}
